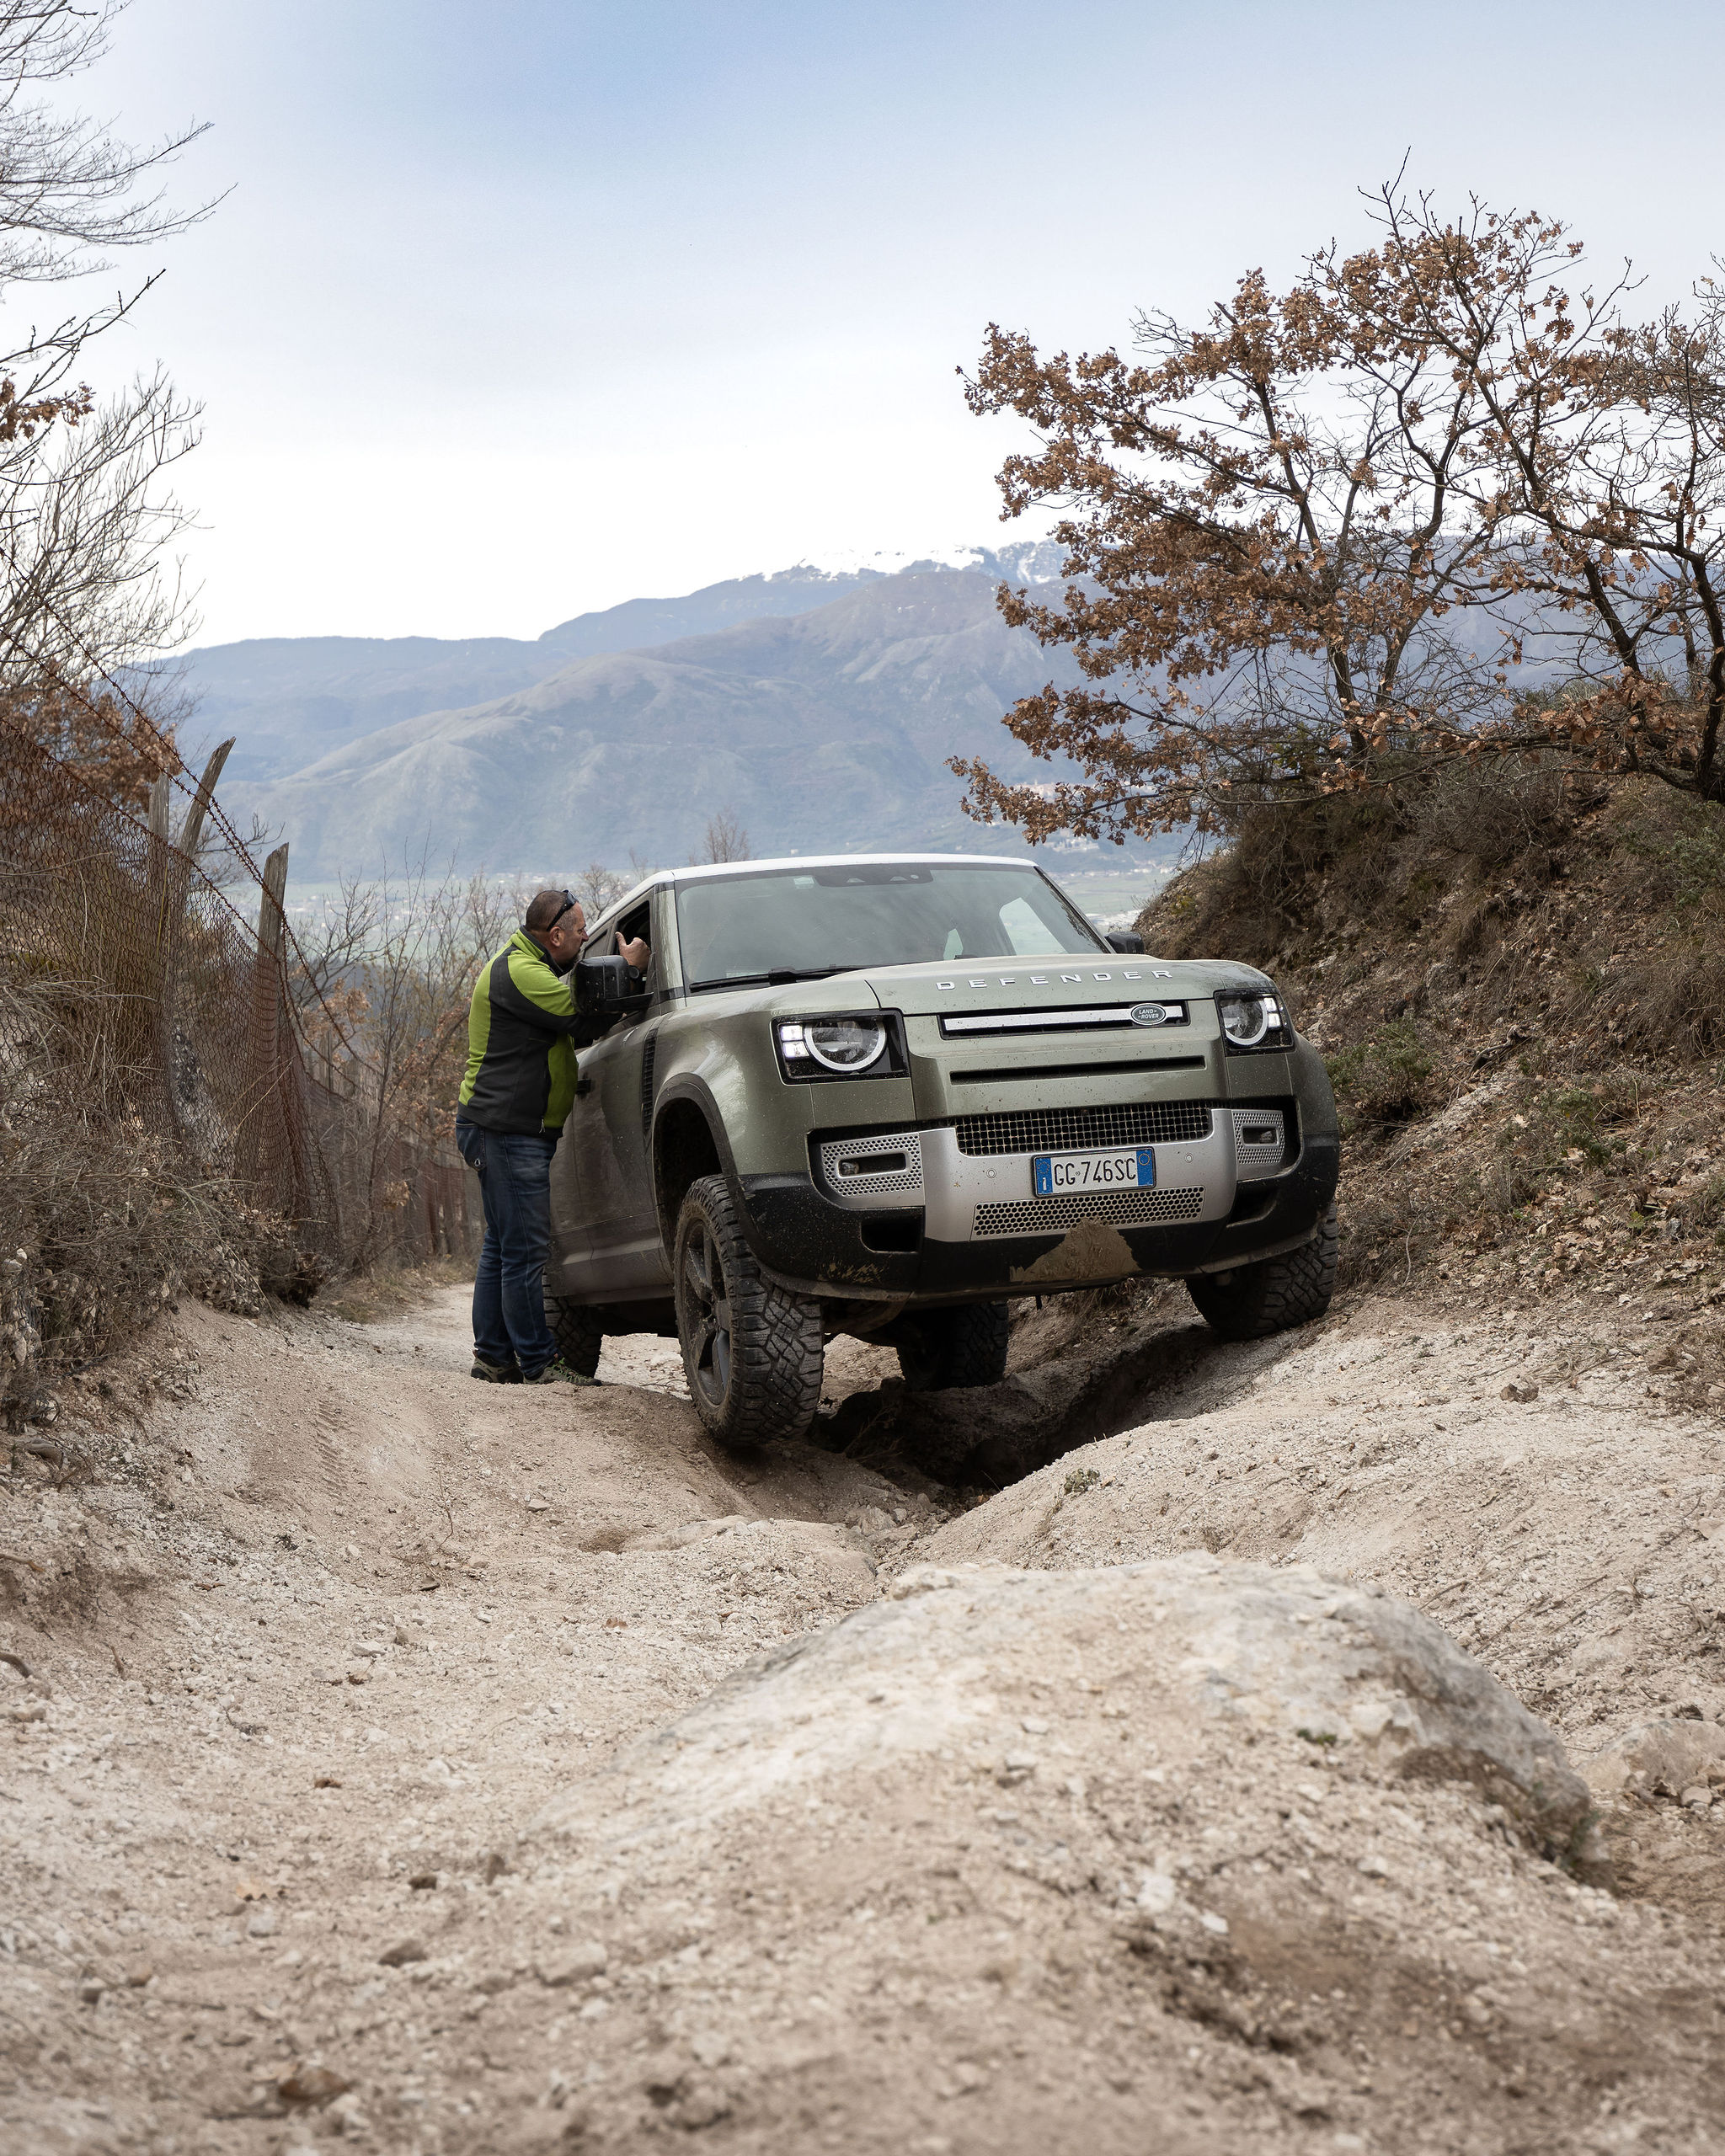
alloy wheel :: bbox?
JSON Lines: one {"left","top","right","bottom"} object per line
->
{"left": 680, "top": 1221, "right": 733, "bottom": 1408}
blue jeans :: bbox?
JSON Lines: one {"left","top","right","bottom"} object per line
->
{"left": 456, "top": 1118, "right": 558, "bottom": 1374}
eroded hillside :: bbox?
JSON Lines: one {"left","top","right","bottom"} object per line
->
{"left": 1140, "top": 768, "right": 1725, "bottom": 1401}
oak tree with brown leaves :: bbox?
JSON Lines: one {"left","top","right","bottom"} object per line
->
{"left": 956, "top": 182, "right": 1725, "bottom": 849}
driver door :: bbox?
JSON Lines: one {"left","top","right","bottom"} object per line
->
{"left": 560, "top": 893, "right": 667, "bottom": 1295}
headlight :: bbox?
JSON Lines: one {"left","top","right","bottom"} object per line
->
{"left": 777, "top": 1016, "right": 889, "bottom": 1078}
{"left": 1216, "top": 990, "right": 1293, "bottom": 1052}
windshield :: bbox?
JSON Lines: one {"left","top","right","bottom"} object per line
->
{"left": 675, "top": 862, "right": 1107, "bottom": 988}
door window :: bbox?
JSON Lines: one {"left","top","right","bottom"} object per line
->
{"left": 585, "top": 901, "right": 657, "bottom": 995}
{"left": 617, "top": 902, "right": 654, "bottom": 989}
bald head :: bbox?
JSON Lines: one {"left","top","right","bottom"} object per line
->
{"left": 525, "top": 887, "right": 574, "bottom": 931}
{"left": 524, "top": 886, "right": 585, "bottom": 966}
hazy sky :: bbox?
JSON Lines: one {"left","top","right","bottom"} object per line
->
{"left": 56, "top": 0, "right": 1725, "bottom": 646}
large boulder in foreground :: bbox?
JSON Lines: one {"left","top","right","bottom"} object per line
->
{"left": 495, "top": 1558, "right": 1724, "bottom": 2153}
{"left": 540, "top": 1556, "right": 1594, "bottom": 1862}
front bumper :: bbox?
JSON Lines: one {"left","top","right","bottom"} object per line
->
{"left": 736, "top": 1115, "right": 1339, "bottom": 1305}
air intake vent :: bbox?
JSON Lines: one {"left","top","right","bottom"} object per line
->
{"left": 953, "top": 1100, "right": 1213, "bottom": 1157}
{"left": 818, "top": 1129, "right": 925, "bottom": 1199}
{"left": 971, "top": 1186, "right": 1204, "bottom": 1238}
{"left": 639, "top": 1034, "right": 658, "bottom": 1140}
{"left": 1231, "top": 1104, "right": 1286, "bottom": 1180}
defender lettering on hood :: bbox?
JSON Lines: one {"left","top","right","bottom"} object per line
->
{"left": 929, "top": 969, "right": 1176, "bottom": 987}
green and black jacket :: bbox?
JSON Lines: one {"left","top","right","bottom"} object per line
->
{"left": 457, "top": 931, "right": 582, "bottom": 1135}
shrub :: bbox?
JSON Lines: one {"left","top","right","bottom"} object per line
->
{"left": 1539, "top": 1076, "right": 1641, "bottom": 1165}
{"left": 0, "top": 977, "right": 276, "bottom": 1416}
{"left": 1415, "top": 755, "right": 1573, "bottom": 871}
{"left": 1621, "top": 802, "right": 1725, "bottom": 909}
{"left": 1620, "top": 946, "right": 1725, "bottom": 1058}
{"left": 1484, "top": 1074, "right": 1644, "bottom": 1217}
{"left": 1325, "top": 1019, "right": 1437, "bottom": 1123}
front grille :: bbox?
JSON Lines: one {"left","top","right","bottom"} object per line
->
{"left": 939, "top": 1001, "right": 1188, "bottom": 1036}
{"left": 972, "top": 1186, "right": 1205, "bottom": 1238}
{"left": 953, "top": 1099, "right": 1213, "bottom": 1157}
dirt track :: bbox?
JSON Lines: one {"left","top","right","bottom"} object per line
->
{"left": 3, "top": 1283, "right": 1724, "bottom": 2152}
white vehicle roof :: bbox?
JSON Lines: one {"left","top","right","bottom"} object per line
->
{"left": 660, "top": 851, "right": 1045, "bottom": 884}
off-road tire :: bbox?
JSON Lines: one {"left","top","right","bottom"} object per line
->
{"left": 897, "top": 1301, "right": 1011, "bottom": 1392}
{"left": 673, "top": 1175, "right": 824, "bottom": 1446}
{"left": 545, "top": 1294, "right": 604, "bottom": 1379}
{"left": 1185, "top": 1201, "right": 1338, "bottom": 1342}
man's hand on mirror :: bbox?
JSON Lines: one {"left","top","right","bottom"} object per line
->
{"left": 618, "top": 935, "right": 650, "bottom": 972}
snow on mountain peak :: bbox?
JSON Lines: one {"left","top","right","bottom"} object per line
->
{"left": 782, "top": 540, "right": 1065, "bottom": 583}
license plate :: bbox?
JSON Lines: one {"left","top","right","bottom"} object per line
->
{"left": 1032, "top": 1145, "right": 1156, "bottom": 1196}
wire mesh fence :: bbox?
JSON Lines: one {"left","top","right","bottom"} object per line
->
{"left": 0, "top": 703, "right": 478, "bottom": 1401}
{"left": 2, "top": 709, "right": 334, "bottom": 1232}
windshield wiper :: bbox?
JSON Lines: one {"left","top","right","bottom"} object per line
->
{"left": 688, "top": 964, "right": 864, "bottom": 993}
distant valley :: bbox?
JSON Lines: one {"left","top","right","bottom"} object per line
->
{"left": 161, "top": 547, "right": 1168, "bottom": 883}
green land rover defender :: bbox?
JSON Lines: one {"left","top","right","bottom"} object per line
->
{"left": 547, "top": 854, "right": 1340, "bottom": 1446}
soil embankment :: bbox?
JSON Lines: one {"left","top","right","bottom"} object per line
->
{"left": 3, "top": 1282, "right": 1724, "bottom": 2152}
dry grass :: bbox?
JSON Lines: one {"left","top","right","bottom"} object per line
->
{"left": 313, "top": 1253, "right": 473, "bottom": 1326}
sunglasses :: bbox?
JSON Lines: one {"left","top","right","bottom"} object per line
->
{"left": 547, "top": 890, "right": 580, "bottom": 929}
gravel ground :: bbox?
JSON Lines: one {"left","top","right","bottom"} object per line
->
{"left": 2, "top": 1282, "right": 1723, "bottom": 2153}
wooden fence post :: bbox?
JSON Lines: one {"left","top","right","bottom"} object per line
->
{"left": 146, "top": 772, "right": 174, "bottom": 1123}
{"left": 258, "top": 844, "right": 289, "bottom": 963}
{"left": 175, "top": 739, "right": 233, "bottom": 864}
{"left": 243, "top": 843, "right": 291, "bottom": 1187}
{"left": 154, "top": 740, "right": 237, "bottom": 1155}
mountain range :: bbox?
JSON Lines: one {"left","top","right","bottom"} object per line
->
{"left": 182, "top": 561, "right": 927, "bottom": 787}
{"left": 168, "top": 546, "right": 1122, "bottom": 879}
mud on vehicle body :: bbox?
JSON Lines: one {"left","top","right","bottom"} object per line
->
{"left": 547, "top": 855, "right": 1340, "bottom": 1444}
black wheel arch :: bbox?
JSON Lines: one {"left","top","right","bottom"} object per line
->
{"left": 651, "top": 1077, "right": 738, "bottom": 1251}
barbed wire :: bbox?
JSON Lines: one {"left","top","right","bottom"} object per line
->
{"left": 0, "top": 606, "right": 382, "bottom": 1075}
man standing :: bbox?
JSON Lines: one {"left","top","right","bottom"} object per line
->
{"left": 454, "top": 887, "right": 648, "bottom": 1385}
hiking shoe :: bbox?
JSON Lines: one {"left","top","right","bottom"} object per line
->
{"left": 469, "top": 1355, "right": 522, "bottom": 1384}
{"left": 520, "top": 1357, "right": 598, "bottom": 1387}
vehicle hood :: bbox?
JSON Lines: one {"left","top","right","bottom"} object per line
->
{"left": 678, "top": 957, "right": 1276, "bottom": 1024}
{"left": 848, "top": 956, "right": 1273, "bottom": 1019}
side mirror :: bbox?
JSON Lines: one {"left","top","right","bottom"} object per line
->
{"left": 574, "top": 954, "right": 649, "bottom": 1017}
{"left": 1106, "top": 929, "right": 1146, "bottom": 954}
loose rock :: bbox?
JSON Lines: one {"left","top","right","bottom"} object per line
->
{"left": 537, "top": 1941, "right": 607, "bottom": 1987}
{"left": 279, "top": 2064, "right": 353, "bottom": 2106}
